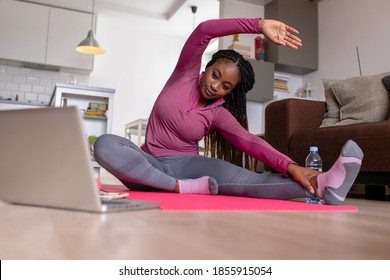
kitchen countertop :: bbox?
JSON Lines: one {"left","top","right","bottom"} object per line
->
{"left": 0, "top": 99, "right": 47, "bottom": 107}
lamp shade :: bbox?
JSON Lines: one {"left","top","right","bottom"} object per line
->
{"left": 75, "top": 30, "right": 105, "bottom": 55}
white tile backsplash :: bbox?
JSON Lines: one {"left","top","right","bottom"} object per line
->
{"left": 25, "top": 92, "right": 38, "bottom": 101}
{"left": 0, "top": 62, "right": 89, "bottom": 104}
{"left": 6, "top": 65, "right": 20, "bottom": 75}
{"left": 38, "top": 94, "right": 51, "bottom": 103}
{"left": 26, "top": 76, "right": 39, "bottom": 85}
{"left": 20, "top": 67, "right": 33, "bottom": 75}
{"left": 0, "top": 73, "right": 12, "bottom": 82}
{"left": 0, "top": 89, "right": 11, "bottom": 99}
{"left": 6, "top": 82, "right": 18, "bottom": 91}
{"left": 46, "top": 71, "right": 60, "bottom": 79}
{"left": 32, "top": 85, "right": 45, "bottom": 94}
{"left": 13, "top": 75, "right": 26, "bottom": 83}
{"left": 19, "top": 84, "right": 32, "bottom": 92}
{"left": 39, "top": 78, "right": 52, "bottom": 87}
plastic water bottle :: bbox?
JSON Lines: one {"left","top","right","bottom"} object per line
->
{"left": 305, "top": 146, "right": 322, "bottom": 171}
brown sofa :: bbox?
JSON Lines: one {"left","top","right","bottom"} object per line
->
{"left": 264, "top": 98, "right": 390, "bottom": 196}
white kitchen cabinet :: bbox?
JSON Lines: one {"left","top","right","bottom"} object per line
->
{"left": 46, "top": 8, "right": 94, "bottom": 71}
{"left": 0, "top": 0, "right": 49, "bottom": 64}
{"left": 0, "top": 0, "right": 94, "bottom": 72}
{"left": 20, "top": 0, "right": 94, "bottom": 13}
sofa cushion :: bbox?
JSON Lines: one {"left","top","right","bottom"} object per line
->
{"left": 320, "top": 79, "right": 340, "bottom": 127}
{"left": 322, "top": 72, "right": 390, "bottom": 127}
{"left": 334, "top": 72, "right": 390, "bottom": 125}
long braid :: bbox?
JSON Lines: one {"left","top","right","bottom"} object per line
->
{"left": 203, "top": 49, "right": 255, "bottom": 169}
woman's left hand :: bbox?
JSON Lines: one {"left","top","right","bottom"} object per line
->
{"left": 259, "top": 19, "right": 302, "bottom": 50}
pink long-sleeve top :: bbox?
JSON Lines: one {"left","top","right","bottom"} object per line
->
{"left": 141, "top": 18, "right": 294, "bottom": 175}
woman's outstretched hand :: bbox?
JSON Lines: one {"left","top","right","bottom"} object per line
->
{"left": 259, "top": 19, "right": 302, "bottom": 50}
{"left": 287, "top": 164, "right": 321, "bottom": 195}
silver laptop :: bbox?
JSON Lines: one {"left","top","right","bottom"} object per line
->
{"left": 0, "top": 106, "right": 159, "bottom": 213}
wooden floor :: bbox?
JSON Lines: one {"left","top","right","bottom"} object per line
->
{"left": 1, "top": 171, "right": 389, "bottom": 260}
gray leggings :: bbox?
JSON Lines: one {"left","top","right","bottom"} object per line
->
{"left": 94, "top": 134, "right": 312, "bottom": 200}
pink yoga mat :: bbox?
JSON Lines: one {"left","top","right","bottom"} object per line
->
{"left": 102, "top": 184, "right": 358, "bottom": 212}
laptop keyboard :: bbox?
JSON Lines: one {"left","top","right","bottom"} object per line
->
{"left": 100, "top": 198, "right": 159, "bottom": 212}
{"left": 102, "top": 199, "right": 140, "bottom": 209}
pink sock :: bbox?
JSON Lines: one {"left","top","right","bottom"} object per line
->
{"left": 178, "top": 176, "right": 218, "bottom": 195}
{"left": 316, "top": 140, "right": 363, "bottom": 205}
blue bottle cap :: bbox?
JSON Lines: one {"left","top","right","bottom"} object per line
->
{"left": 309, "top": 146, "right": 318, "bottom": 152}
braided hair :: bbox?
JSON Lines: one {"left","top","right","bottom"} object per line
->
{"left": 203, "top": 49, "right": 255, "bottom": 169}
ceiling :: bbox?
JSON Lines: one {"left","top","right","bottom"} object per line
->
{"left": 96, "top": 0, "right": 219, "bottom": 20}
{"left": 28, "top": 1, "right": 274, "bottom": 35}
{"left": 94, "top": 0, "right": 274, "bottom": 53}
{"left": 98, "top": 0, "right": 189, "bottom": 20}
{"left": 97, "top": 0, "right": 274, "bottom": 20}
{"left": 96, "top": 0, "right": 220, "bottom": 40}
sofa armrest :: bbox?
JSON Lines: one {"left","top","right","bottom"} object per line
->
{"left": 264, "top": 98, "right": 326, "bottom": 156}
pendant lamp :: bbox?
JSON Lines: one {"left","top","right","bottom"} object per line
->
{"left": 191, "top": 5, "right": 197, "bottom": 29}
{"left": 75, "top": 0, "right": 105, "bottom": 55}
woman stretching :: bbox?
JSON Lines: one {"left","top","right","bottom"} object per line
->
{"left": 94, "top": 18, "right": 363, "bottom": 205}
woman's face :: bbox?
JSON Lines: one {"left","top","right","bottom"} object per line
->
{"left": 199, "top": 59, "right": 240, "bottom": 102}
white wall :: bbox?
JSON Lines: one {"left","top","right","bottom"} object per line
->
{"left": 305, "top": 0, "right": 390, "bottom": 100}
{"left": 89, "top": 11, "right": 186, "bottom": 136}
{"left": 89, "top": 0, "right": 390, "bottom": 136}
{"left": 89, "top": 2, "right": 219, "bottom": 136}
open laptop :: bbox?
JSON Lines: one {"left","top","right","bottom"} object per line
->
{"left": 0, "top": 106, "right": 159, "bottom": 213}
